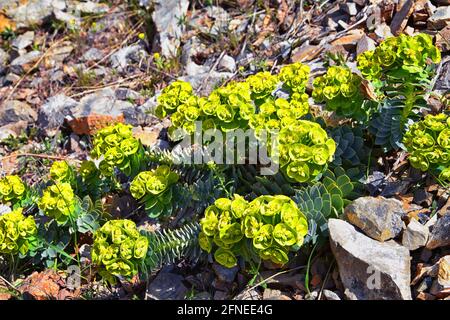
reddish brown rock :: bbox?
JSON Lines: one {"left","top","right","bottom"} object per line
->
{"left": 67, "top": 113, "right": 125, "bottom": 135}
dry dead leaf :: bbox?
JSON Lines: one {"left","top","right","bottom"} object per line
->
{"left": 0, "top": 13, "right": 15, "bottom": 33}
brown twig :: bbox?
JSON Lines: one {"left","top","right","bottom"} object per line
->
{"left": 4, "top": 37, "right": 69, "bottom": 103}
{"left": 0, "top": 153, "right": 82, "bottom": 163}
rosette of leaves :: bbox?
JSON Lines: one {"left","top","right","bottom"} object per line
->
{"left": 91, "top": 123, "right": 146, "bottom": 178}
{"left": 232, "top": 165, "right": 296, "bottom": 197}
{"left": 293, "top": 167, "right": 355, "bottom": 244}
{"left": 403, "top": 113, "right": 450, "bottom": 183}
{"left": 0, "top": 207, "right": 37, "bottom": 256}
{"left": 313, "top": 65, "right": 377, "bottom": 123}
{"left": 129, "top": 165, "right": 180, "bottom": 218}
{"left": 142, "top": 222, "right": 201, "bottom": 273}
{"left": 329, "top": 125, "right": 369, "bottom": 168}
{"left": 274, "top": 120, "right": 336, "bottom": 183}
{"left": 92, "top": 219, "right": 149, "bottom": 283}
{"left": 198, "top": 195, "right": 308, "bottom": 268}
{"left": 357, "top": 33, "right": 441, "bottom": 150}
{"left": 0, "top": 175, "right": 27, "bottom": 208}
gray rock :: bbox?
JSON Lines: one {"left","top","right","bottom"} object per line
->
{"left": 115, "top": 88, "right": 142, "bottom": 101}
{"left": 341, "top": 2, "right": 358, "bottom": 16}
{"left": 429, "top": 255, "right": 450, "bottom": 298}
{"left": 0, "top": 48, "right": 7, "bottom": 65}
{"left": 82, "top": 48, "right": 103, "bottom": 62}
{"left": 218, "top": 54, "right": 236, "bottom": 72}
{"left": 434, "top": 58, "right": 450, "bottom": 93}
{"left": 53, "top": 9, "right": 81, "bottom": 27}
{"left": 2, "top": 0, "right": 64, "bottom": 28}
{"left": 10, "top": 51, "right": 42, "bottom": 73}
{"left": 110, "top": 45, "right": 145, "bottom": 72}
{"left": 213, "top": 291, "right": 228, "bottom": 300}
{"left": 193, "top": 291, "right": 211, "bottom": 300}
{"left": 329, "top": 219, "right": 412, "bottom": 300}
{"left": 181, "top": 36, "right": 205, "bottom": 65}
{"left": 344, "top": 196, "right": 405, "bottom": 242}
{"left": 152, "top": 0, "right": 189, "bottom": 57}
{"left": 356, "top": 35, "right": 376, "bottom": 56}
{"left": 402, "top": 219, "right": 429, "bottom": 251}
{"left": 212, "top": 262, "right": 238, "bottom": 283}
{"left": 0, "top": 120, "right": 27, "bottom": 140}
{"left": 429, "top": 6, "right": 450, "bottom": 29}
{"left": 0, "top": 100, "right": 37, "bottom": 126}
{"left": 146, "top": 271, "right": 187, "bottom": 300}
{"left": 12, "top": 31, "right": 34, "bottom": 51}
{"left": 38, "top": 94, "right": 78, "bottom": 129}
{"left": 0, "top": 205, "right": 11, "bottom": 216}
{"left": 70, "top": 88, "right": 153, "bottom": 126}
{"left": 322, "top": 289, "right": 341, "bottom": 300}
{"left": 180, "top": 61, "right": 233, "bottom": 96}
{"left": 72, "top": 1, "right": 109, "bottom": 14}
{"left": 426, "top": 214, "right": 450, "bottom": 249}
{"left": 234, "top": 288, "right": 261, "bottom": 300}
{"left": 3, "top": 73, "right": 21, "bottom": 85}
{"left": 204, "top": 6, "right": 230, "bottom": 36}
{"left": 262, "top": 289, "right": 291, "bottom": 300}
{"left": 189, "top": 6, "right": 230, "bottom": 37}
{"left": 47, "top": 44, "right": 74, "bottom": 65}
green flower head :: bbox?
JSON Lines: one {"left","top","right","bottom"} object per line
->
{"left": 93, "top": 219, "right": 148, "bottom": 281}
{"left": 0, "top": 208, "right": 37, "bottom": 255}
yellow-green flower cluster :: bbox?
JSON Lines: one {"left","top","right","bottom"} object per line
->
{"left": 50, "top": 161, "right": 74, "bottom": 183}
{"left": 155, "top": 80, "right": 194, "bottom": 119}
{"left": 357, "top": 33, "right": 441, "bottom": 81}
{"left": 130, "top": 165, "right": 179, "bottom": 218}
{"left": 246, "top": 71, "right": 279, "bottom": 100}
{"left": 199, "top": 195, "right": 308, "bottom": 268}
{"left": 38, "top": 182, "right": 76, "bottom": 225}
{"left": 312, "top": 66, "right": 369, "bottom": 121}
{"left": 0, "top": 208, "right": 37, "bottom": 255}
{"left": 92, "top": 219, "right": 148, "bottom": 281}
{"left": 279, "top": 62, "right": 310, "bottom": 94}
{"left": 274, "top": 120, "right": 336, "bottom": 183}
{"left": 403, "top": 113, "right": 450, "bottom": 182}
{"left": 91, "top": 123, "right": 144, "bottom": 176}
{"left": 155, "top": 63, "right": 311, "bottom": 139}
{"left": 0, "top": 175, "right": 26, "bottom": 205}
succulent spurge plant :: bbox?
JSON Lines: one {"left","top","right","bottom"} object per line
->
{"left": 38, "top": 182, "right": 77, "bottom": 225}
{"left": 155, "top": 63, "right": 311, "bottom": 140}
{"left": 92, "top": 219, "right": 149, "bottom": 283}
{"left": 153, "top": 64, "right": 335, "bottom": 183}
{"left": 312, "top": 66, "right": 376, "bottom": 123}
{"left": 0, "top": 208, "right": 37, "bottom": 255}
{"left": 198, "top": 195, "right": 308, "bottom": 268}
{"left": 91, "top": 123, "right": 146, "bottom": 177}
{"left": 0, "top": 175, "right": 27, "bottom": 207}
{"left": 403, "top": 113, "right": 450, "bottom": 183}
{"left": 357, "top": 33, "right": 441, "bottom": 150}
{"left": 130, "top": 165, "right": 180, "bottom": 218}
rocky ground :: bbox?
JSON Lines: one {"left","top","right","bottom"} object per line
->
{"left": 0, "top": 0, "right": 449, "bottom": 300}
